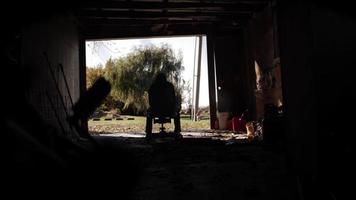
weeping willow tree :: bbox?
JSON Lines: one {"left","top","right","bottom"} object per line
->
{"left": 104, "top": 44, "right": 184, "bottom": 115}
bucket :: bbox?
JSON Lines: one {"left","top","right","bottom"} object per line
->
{"left": 232, "top": 117, "right": 246, "bottom": 132}
{"left": 214, "top": 119, "right": 219, "bottom": 129}
{"left": 217, "top": 112, "right": 229, "bottom": 130}
{"left": 227, "top": 120, "right": 232, "bottom": 131}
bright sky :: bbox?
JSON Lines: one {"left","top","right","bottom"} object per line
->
{"left": 85, "top": 36, "right": 209, "bottom": 107}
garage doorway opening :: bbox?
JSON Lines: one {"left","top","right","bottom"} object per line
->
{"left": 85, "top": 35, "right": 211, "bottom": 137}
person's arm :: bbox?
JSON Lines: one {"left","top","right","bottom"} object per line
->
{"left": 169, "top": 83, "right": 176, "bottom": 104}
{"left": 168, "top": 83, "right": 180, "bottom": 112}
{"left": 148, "top": 87, "right": 153, "bottom": 107}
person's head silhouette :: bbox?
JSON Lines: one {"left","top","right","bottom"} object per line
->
{"left": 155, "top": 72, "right": 167, "bottom": 83}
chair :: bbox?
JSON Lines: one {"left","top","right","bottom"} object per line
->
{"left": 153, "top": 116, "right": 172, "bottom": 134}
{"left": 145, "top": 109, "right": 182, "bottom": 140}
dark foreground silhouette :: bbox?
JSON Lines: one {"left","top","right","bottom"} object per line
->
{"left": 1, "top": 75, "right": 139, "bottom": 198}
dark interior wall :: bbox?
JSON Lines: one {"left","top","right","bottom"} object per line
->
{"left": 277, "top": 0, "right": 318, "bottom": 176}
{"left": 249, "top": 4, "right": 275, "bottom": 70}
{"left": 309, "top": 4, "right": 356, "bottom": 198}
{"left": 246, "top": 4, "right": 275, "bottom": 120}
{"left": 213, "top": 4, "right": 278, "bottom": 124}
{"left": 215, "top": 35, "right": 239, "bottom": 113}
{"left": 214, "top": 31, "right": 254, "bottom": 118}
{"left": 277, "top": 1, "right": 356, "bottom": 198}
{"left": 21, "top": 14, "right": 80, "bottom": 134}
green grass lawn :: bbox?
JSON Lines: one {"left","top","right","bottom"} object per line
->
{"left": 88, "top": 115, "right": 210, "bottom": 134}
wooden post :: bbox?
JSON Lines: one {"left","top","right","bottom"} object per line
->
{"left": 79, "top": 36, "right": 88, "bottom": 131}
{"left": 191, "top": 36, "right": 197, "bottom": 121}
{"left": 207, "top": 33, "right": 217, "bottom": 129}
{"left": 194, "top": 35, "right": 203, "bottom": 121}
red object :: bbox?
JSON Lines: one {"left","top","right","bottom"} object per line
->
{"left": 227, "top": 120, "right": 232, "bottom": 131}
{"left": 232, "top": 117, "right": 246, "bottom": 132}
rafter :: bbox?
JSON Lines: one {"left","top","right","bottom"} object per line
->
{"left": 80, "top": 1, "right": 268, "bottom": 12}
{"left": 77, "top": 10, "right": 253, "bottom": 20}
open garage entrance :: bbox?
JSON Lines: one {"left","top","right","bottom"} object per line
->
{"left": 85, "top": 36, "right": 214, "bottom": 137}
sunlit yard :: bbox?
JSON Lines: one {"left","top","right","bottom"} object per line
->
{"left": 88, "top": 115, "right": 210, "bottom": 134}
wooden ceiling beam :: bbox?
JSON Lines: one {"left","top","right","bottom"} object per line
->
{"left": 79, "top": 17, "right": 244, "bottom": 26}
{"left": 81, "top": 23, "right": 242, "bottom": 40}
{"left": 80, "top": 1, "right": 268, "bottom": 12}
{"left": 77, "top": 10, "right": 253, "bottom": 20}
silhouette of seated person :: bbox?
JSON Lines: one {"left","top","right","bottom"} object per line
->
{"left": 145, "top": 73, "right": 181, "bottom": 138}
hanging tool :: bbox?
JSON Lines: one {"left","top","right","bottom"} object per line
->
{"left": 43, "top": 52, "right": 70, "bottom": 121}
{"left": 43, "top": 52, "right": 83, "bottom": 140}
{"left": 45, "top": 91, "right": 66, "bottom": 136}
{"left": 58, "top": 63, "right": 74, "bottom": 108}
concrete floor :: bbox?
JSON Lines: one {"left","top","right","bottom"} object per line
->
{"left": 94, "top": 134, "right": 298, "bottom": 200}
{"left": 98, "top": 131, "right": 249, "bottom": 140}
